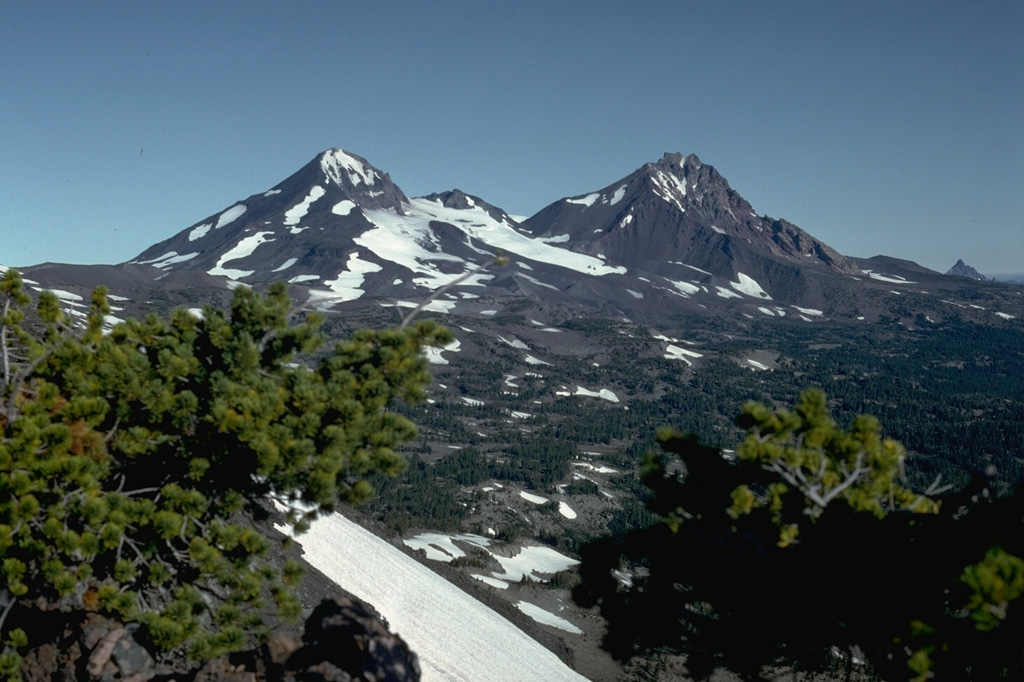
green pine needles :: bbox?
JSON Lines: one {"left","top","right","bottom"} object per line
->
{"left": 575, "top": 388, "right": 1024, "bottom": 681}
{"left": 0, "top": 269, "right": 452, "bottom": 677}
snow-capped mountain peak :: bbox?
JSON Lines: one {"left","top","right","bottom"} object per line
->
{"left": 320, "top": 148, "right": 380, "bottom": 188}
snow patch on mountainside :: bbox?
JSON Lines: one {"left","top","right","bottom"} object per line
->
{"left": 284, "top": 186, "right": 326, "bottom": 225}
{"left": 665, "top": 344, "right": 703, "bottom": 363}
{"left": 332, "top": 199, "right": 357, "bottom": 216}
{"left": 208, "top": 231, "right": 274, "bottom": 279}
{"left": 412, "top": 198, "right": 626, "bottom": 277}
{"left": 863, "top": 270, "right": 916, "bottom": 284}
{"left": 519, "top": 491, "right": 548, "bottom": 505}
{"left": 139, "top": 251, "right": 200, "bottom": 269}
{"left": 565, "top": 192, "right": 600, "bottom": 207}
{"left": 516, "top": 602, "right": 582, "bottom": 635}
{"left": 357, "top": 208, "right": 491, "bottom": 290}
{"left": 215, "top": 204, "right": 247, "bottom": 229}
{"left": 423, "top": 339, "right": 462, "bottom": 365}
{"left": 286, "top": 514, "right": 589, "bottom": 682}
{"left": 308, "top": 252, "right": 383, "bottom": 301}
{"left": 557, "top": 386, "right": 619, "bottom": 403}
{"left": 730, "top": 273, "right": 771, "bottom": 299}
{"left": 321, "top": 149, "right": 377, "bottom": 186}
{"left": 188, "top": 223, "right": 212, "bottom": 241}
{"left": 608, "top": 185, "right": 627, "bottom": 205}
{"left": 650, "top": 169, "right": 688, "bottom": 213}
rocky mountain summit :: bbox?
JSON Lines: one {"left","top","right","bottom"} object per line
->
{"left": 946, "top": 258, "right": 988, "bottom": 280}
{"left": 18, "top": 147, "right": 1019, "bottom": 329}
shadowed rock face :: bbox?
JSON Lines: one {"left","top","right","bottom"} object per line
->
{"left": 19, "top": 596, "right": 420, "bottom": 682}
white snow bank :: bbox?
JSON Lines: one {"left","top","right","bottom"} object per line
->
{"left": 285, "top": 514, "right": 588, "bottom": 681}
{"left": 423, "top": 339, "right": 462, "bottom": 365}
{"left": 516, "top": 602, "right": 583, "bottom": 635}
{"left": 215, "top": 204, "right": 247, "bottom": 229}
{"left": 284, "top": 186, "right": 326, "bottom": 226}
{"left": 332, "top": 199, "right": 357, "bottom": 216}
{"left": 491, "top": 546, "right": 580, "bottom": 583}
{"left": 188, "top": 223, "right": 212, "bottom": 241}
{"left": 730, "top": 273, "right": 771, "bottom": 299}
{"left": 403, "top": 532, "right": 491, "bottom": 562}
{"left": 862, "top": 270, "right": 916, "bottom": 284}
{"left": 565, "top": 192, "right": 600, "bottom": 207}
{"left": 558, "top": 501, "right": 577, "bottom": 520}
{"left": 208, "top": 231, "right": 274, "bottom": 279}
{"left": 559, "top": 386, "right": 619, "bottom": 403}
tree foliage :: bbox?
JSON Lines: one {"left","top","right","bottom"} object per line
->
{"left": 574, "top": 389, "right": 1024, "bottom": 681}
{"left": 0, "top": 269, "right": 451, "bottom": 678}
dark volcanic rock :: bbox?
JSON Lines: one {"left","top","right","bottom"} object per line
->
{"left": 19, "top": 596, "right": 419, "bottom": 682}
{"left": 946, "top": 258, "right": 987, "bottom": 280}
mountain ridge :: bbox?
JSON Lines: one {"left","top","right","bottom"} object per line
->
{"left": 13, "top": 147, "right": 1024, "bottom": 329}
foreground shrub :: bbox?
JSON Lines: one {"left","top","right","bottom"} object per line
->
{"left": 0, "top": 269, "right": 451, "bottom": 677}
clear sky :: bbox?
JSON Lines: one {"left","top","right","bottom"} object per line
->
{"left": 2, "top": 1, "right": 1022, "bottom": 277}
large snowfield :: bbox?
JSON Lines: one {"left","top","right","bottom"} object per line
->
{"left": 279, "top": 511, "right": 590, "bottom": 682}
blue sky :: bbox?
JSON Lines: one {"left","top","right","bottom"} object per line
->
{"left": 2, "top": 1, "right": 1022, "bottom": 276}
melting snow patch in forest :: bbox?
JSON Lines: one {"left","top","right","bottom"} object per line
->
{"left": 664, "top": 344, "right": 703, "bottom": 364}
{"left": 461, "top": 397, "right": 485, "bottom": 406}
{"left": 524, "top": 355, "right": 552, "bottom": 366}
{"left": 516, "top": 602, "right": 583, "bottom": 635}
{"left": 520, "top": 491, "right": 548, "bottom": 505}
{"left": 558, "top": 502, "right": 577, "bottom": 520}
{"left": 490, "top": 546, "right": 580, "bottom": 583}
{"left": 572, "top": 462, "right": 619, "bottom": 474}
{"left": 382, "top": 300, "right": 457, "bottom": 315}
{"left": 746, "top": 359, "right": 771, "bottom": 371}
{"left": 423, "top": 339, "right": 462, "bottom": 365}
{"left": 557, "top": 386, "right": 620, "bottom": 403}
{"left": 473, "top": 575, "right": 509, "bottom": 589}
{"left": 403, "top": 533, "right": 492, "bottom": 562}
{"left": 995, "top": 312, "right": 1015, "bottom": 320}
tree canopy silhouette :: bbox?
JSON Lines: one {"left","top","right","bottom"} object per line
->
{"left": 574, "top": 389, "right": 1024, "bottom": 681}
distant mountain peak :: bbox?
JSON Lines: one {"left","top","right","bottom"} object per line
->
{"left": 269, "top": 148, "right": 407, "bottom": 213}
{"left": 946, "top": 259, "right": 987, "bottom": 280}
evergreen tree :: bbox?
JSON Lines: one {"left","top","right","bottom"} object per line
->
{"left": 0, "top": 269, "right": 451, "bottom": 678}
{"left": 574, "top": 389, "right": 1024, "bottom": 681}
